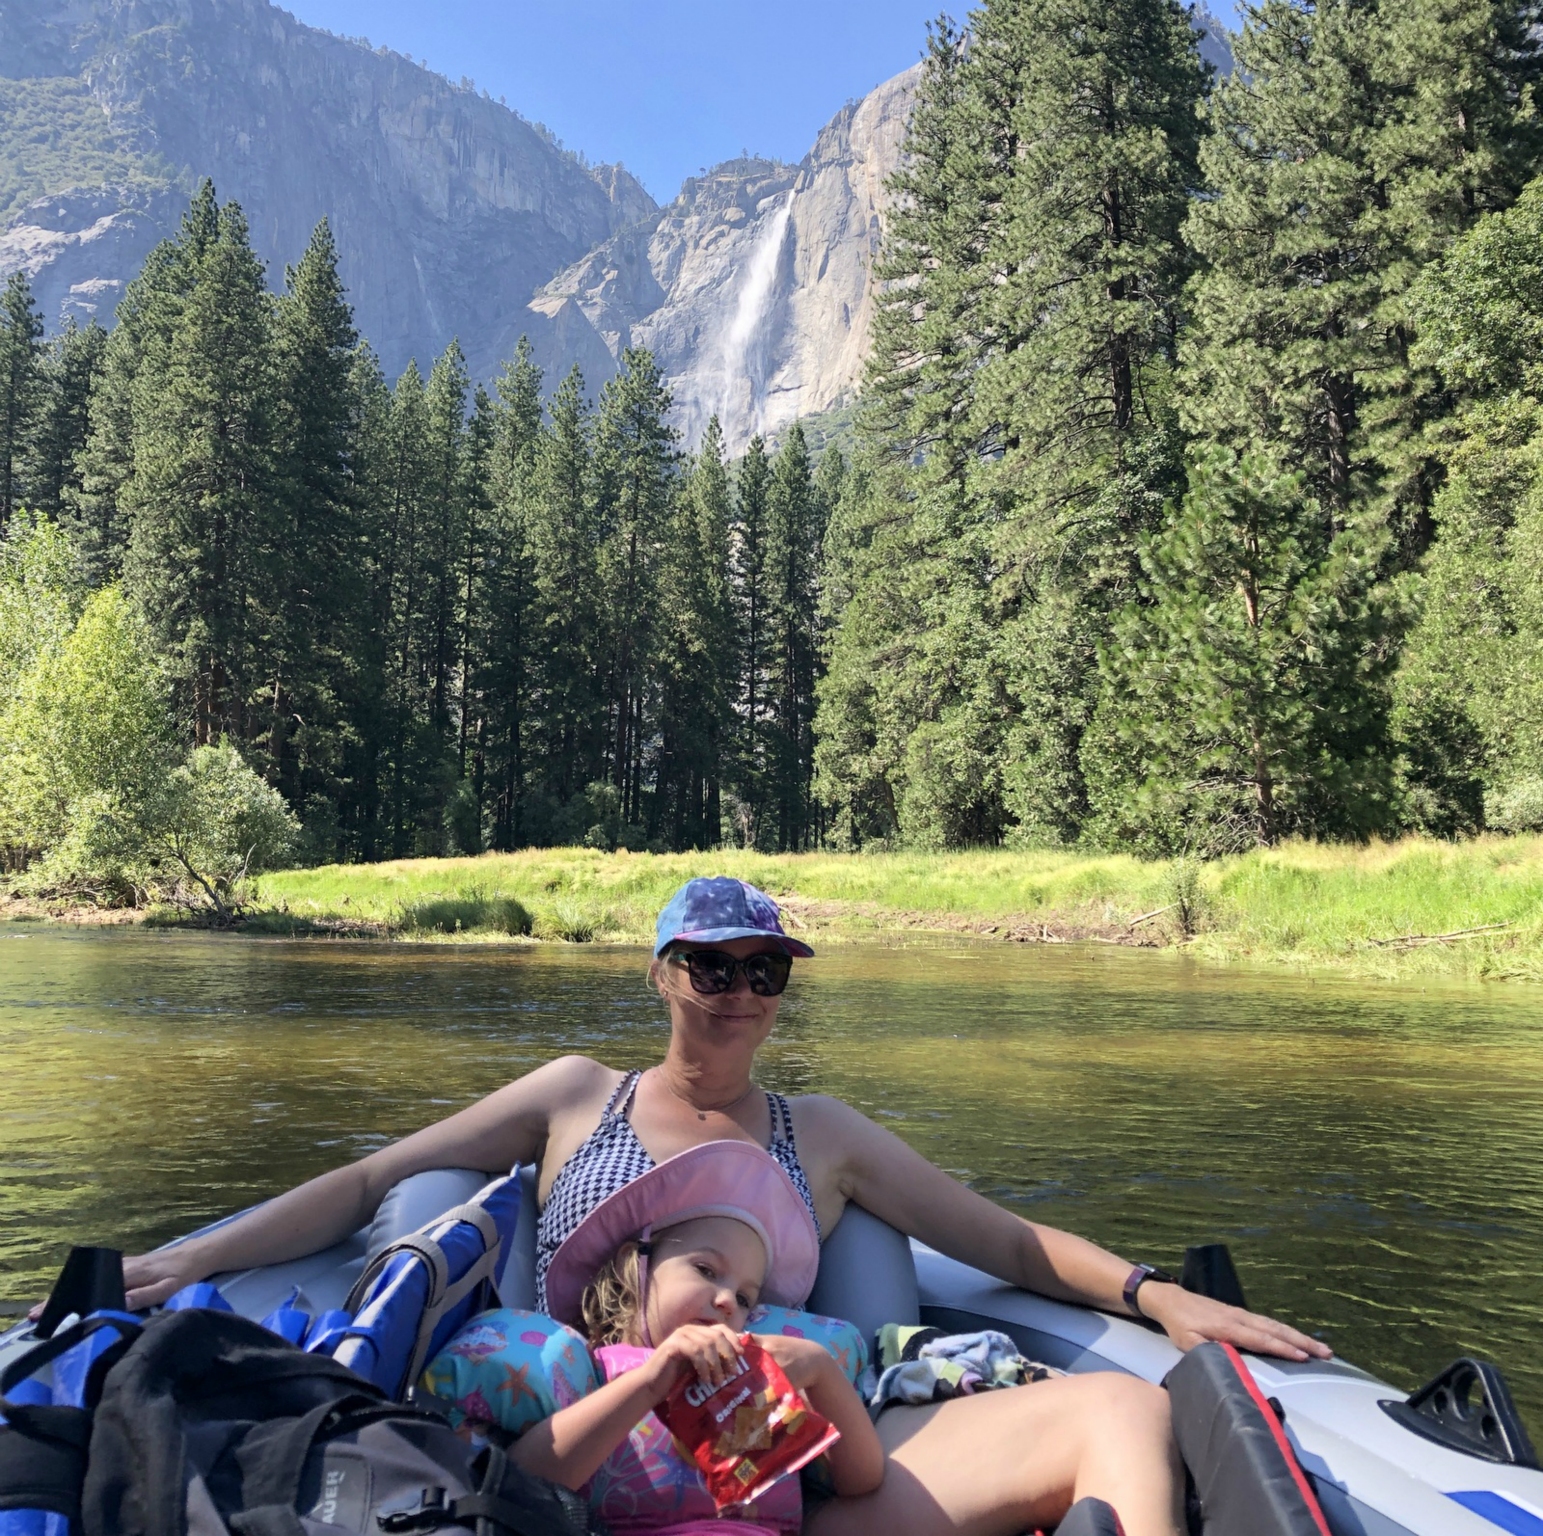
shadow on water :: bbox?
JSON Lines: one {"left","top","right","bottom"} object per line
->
{"left": 1, "top": 927, "right": 1540, "bottom": 1428}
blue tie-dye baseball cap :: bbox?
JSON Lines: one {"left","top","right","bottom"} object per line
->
{"left": 653, "top": 876, "right": 814, "bottom": 958}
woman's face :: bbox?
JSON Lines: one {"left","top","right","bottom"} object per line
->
{"left": 653, "top": 937, "right": 787, "bottom": 1057}
{"left": 642, "top": 1215, "right": 767, "bottom": 1341}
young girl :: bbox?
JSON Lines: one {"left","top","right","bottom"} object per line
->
{"left": 430, "top": 1140, "right": 884, "bottom": 1536}
{"left": 424, "top": 1140, "right": 1129, "bottom": 1536}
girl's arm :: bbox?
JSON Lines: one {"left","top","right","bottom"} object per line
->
{"left": 755, "top": 1334, "right": 884, "bottom": 1497}
{"left": 510, "top": 1357, "right": 675, "bottom": 1488}
{"left": 114, "top": 1055, "right": 607, "bottom": 1309}
{"left": 512, "top": 1323, "right": 747, "bottom": 1489}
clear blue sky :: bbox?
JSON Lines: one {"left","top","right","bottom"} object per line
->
{"left": 282, "top": 1, "right": 944, "bottom": 202}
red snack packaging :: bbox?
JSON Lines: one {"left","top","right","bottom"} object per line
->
{"left": 656, "top": 1334, "right": 841, "bottom": 1508}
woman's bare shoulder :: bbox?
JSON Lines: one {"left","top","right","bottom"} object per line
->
{"left": 784, "top": 1090, "right": 866, "bottom": 1123}
{"left": 507, "top": 1054, "right": 625, "bottom": 1116}
{"left": 782, "top": 1091, "right": 875, "bottom": 1153}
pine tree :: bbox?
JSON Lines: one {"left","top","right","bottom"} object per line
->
{"left": 425, "top": 344, "right": 471, "bottom": 752}
{"left": 339, "top": 342, "right": 396, "bottom": 858}
{"left": 729, "top": 435, "right": 772, "bottom": 843}
{"left": 26, "top": 319, "right": 106, "bottom": 521}
{"left": 593, "top": 348, "right": 677, "bottom": 834}
{"left": 120, "top": 186, "right": 278, "bottom": 749}
{"left": 447, "top": 382, "right": 495, "bottom": 854}
{"left": 975, "top": 0, "right": 1205, "bottom": 841}
{"left": 1183, "top": 0, "right": 1542, "bottom": 539}
{"left": 1391, "top": 179, "right": 1543, "bottom": 829}
{"left": 655, "top": 416, "right": 735, "bottom": 849}
{"left": 1090, "top": 449, "right": 1397, "bottom": 850}
{"left": 765, "top": 424, "right": 821, "bottom": 849}
{"left": 267, "top": 218, "right": 360, "bottom": 841}
{"left": 0, "top": 271, "right": 44, "bottom": 528}
{"left": 69, "top": 228, "right": 199, "bottom": 586}
{"left": 525, "top": 365, "right": 602, "bottom": 831}
{"left": 479, "top": 339, "right": 543, "bottom": 849}
{"left": 862, "top": 18, "right": 987, "bottom": 485}
{"left": 376, "top": 359, "right": 438, "bottom": 854}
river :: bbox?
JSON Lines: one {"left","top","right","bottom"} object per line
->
{"left": 1, "top": 927, "right": 1539, "bottom": 1429}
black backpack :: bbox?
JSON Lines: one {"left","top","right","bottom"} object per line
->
{"left": 0, "top": 1307, "right": 604, "bottom": 1536}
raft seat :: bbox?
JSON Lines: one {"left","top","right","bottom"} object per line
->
{"left": 211, "top": 1165, "right": 922, "bottom": 1341}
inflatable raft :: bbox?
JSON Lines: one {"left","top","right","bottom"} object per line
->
{"left": 3, "top": 1166, "right": 1539, "bottom": 1536}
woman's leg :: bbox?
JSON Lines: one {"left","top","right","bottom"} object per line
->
{"left": 806, "top": 1373, "right": 1183, "bottom": 1536}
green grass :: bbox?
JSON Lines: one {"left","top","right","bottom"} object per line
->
{"left": 239, "top": 837, "right": 1543, "bottom": 980}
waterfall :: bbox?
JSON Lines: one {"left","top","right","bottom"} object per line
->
{"left": 712, "top": 191, "right": 792, "bottom": 442}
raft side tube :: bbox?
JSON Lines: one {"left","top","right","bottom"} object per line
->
{"left": 912, "top": 1243, "right": 1543, "bottom": 1536}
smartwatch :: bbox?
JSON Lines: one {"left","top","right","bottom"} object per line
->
{"left": 1123, "top": 1263, "right": 1178, "bottom": 1318}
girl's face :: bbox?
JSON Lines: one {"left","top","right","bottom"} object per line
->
{"left": 641, "top": 1216, "right": 768, "bottom": 1343}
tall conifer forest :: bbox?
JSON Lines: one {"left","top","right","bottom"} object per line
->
{"left": 5, "top": 0, "right": 1543, "bottom": 866}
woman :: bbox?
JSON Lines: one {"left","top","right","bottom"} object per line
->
{"left": 121, "top": 877, "right": 1328, "bottom": 1535}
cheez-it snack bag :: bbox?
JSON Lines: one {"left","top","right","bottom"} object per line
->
{"left": 656, "top": 1334, "right": 841, "bottom": 1508}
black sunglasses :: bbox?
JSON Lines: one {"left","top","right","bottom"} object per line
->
{"left": 672, "top": 948, "right": 793, "bottom": 997}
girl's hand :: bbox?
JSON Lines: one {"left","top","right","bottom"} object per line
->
{"left": 649, "top": 1322, "right": 748, "bottom": 1397}
{"left": 751, "top": 1332, "right": 834, "bottom": 1395}
{"left": 1138, "top": 1283, "right": 1332, "bottom": 1361}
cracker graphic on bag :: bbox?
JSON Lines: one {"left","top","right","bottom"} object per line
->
{"left": 656, "top": 1335, "right": 840, "bottom": 1508}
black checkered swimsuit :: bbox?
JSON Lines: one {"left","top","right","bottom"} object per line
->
{"left": 533, "top": 1069, "right": 820, "bottom": 1313}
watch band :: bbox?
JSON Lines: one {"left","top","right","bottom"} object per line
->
{"left": 1123, "top": 1263, "right": 1178, "bottom": 1318}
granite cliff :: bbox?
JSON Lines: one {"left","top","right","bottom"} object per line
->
{"left": 533, "top": 66, "right": 920, "bottom": 453}
{"left": 1, "top": 1, "right": 1233, "bottom": 450}
{"left": 0, "top": 0, "right": 651, "bottom": 383}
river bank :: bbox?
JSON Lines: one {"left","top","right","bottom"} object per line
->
{"left": 8, "top": 837, "right": 1543, "bottom": 981}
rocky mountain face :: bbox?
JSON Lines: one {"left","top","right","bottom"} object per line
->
{"left": 1, "top": 2, "right": 1232, "bottom": 452}
{"left": 0, "top": 0, "right": 652, "bottom": 383}
{"left": 533, "top": 66, "right": 920, "bottom": 453}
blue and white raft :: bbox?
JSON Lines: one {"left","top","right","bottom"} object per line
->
{"left": 2, "top": 1169, "right": 1539, "bottom": 1536}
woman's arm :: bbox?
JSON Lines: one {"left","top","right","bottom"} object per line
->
{"left": 116, "top": 1054, "right": 608, "bottom": 1309}
{"left": 802, "top": 1096, "right": 1329, "bottom": 1363}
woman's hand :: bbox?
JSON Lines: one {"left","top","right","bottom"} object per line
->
{"left": 25, "top": 1245, "right": 200, "bottom": 1320}
{"left": 647, "top": 1322, "right": 748, "bottom": 1398}
{"left": 1137, "top": 1282, "right": 1331, "bottom": 1362}
{"left": 120, "top": 1247, "right": 206, "bottom": 1310}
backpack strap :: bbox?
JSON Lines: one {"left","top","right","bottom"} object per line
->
{"left": 0, "top": 1313, "right": 142, "bottom": 1397}
{"left": 228, "top": 1395, "right": 402, "bottom": 1536}
{"left": 0, "top": 1407, "right": 91, "bottom": 1521}
{"left": 376, "top": 1445, "right": 597, "bottom": 1536}
{"left": 0, "top": 1314, "right": 142, "bottom": 1528}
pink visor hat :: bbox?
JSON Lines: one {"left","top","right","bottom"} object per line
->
{"left": 544, "top": 1139, "right": 821, "bottom": 1330}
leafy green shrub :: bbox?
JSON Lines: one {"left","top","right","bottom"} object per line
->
{"left": 400, "top": 891, "right": 532, "bottom": 935}
{"left": 0, "top": 585, "right": 175, "bottom": 884}
{"left": 134, "top": 744, "right": 300, "bottom": 919}
{"left": 0, "top": 524, "right": 297, "bottom": 918}
{"left": 1486, "top": 778, "right": 1543, "bottom": 833}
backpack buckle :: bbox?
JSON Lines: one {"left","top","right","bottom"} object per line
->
{"left": 377, "top": 1487, "right": 453, "bottom": 1532}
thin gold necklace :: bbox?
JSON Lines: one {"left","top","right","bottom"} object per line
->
{"left": 651, "top": 1066, "right": 758, "bottom": 1122}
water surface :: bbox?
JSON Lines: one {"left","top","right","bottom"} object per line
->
{"left": 1, "top": 927, "right": 1539, "bottom": 1427}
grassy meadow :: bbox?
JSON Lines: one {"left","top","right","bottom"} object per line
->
{"left": 233, "top": 837, "right": 1543, "bottom": 982}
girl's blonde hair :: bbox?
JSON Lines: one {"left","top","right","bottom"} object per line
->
{"left": 581, "top": 1238, "right": 646, "bottom": 1347}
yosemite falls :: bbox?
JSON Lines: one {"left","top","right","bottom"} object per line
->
{"left": 0, "top": 0, "right": 919, "bottom": 453}
{"left": 532, "top": 66, "right": 919, "bottom": 451}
